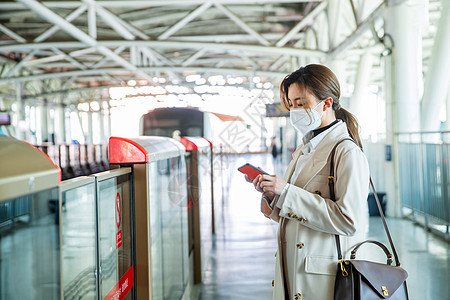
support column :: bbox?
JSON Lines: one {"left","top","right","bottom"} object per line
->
{"left": 65, "top": 108, "right": 72, "bottom": 144}
{"left": 86, "top": 110, "right": 93, "bottom": 144}
{"left": 15, "top": 83, "right": 25, "bottom": 140}
{"left": 38, "top": 101, "right": 49, "bottom": 144}
{"left": 98, "top": 110, "right": 105, "bottom": 144}
{"left": 328, "top": 59, "right": 347, "bottom": 93}
{"left": 349, "top": 53, "right": 373, "bottom": 120}
{"left": 384, "top": 52, "right": 400, "bottom": 217}
{"left": 445, "top": 87, "right": 450, "bottom": 133}
{"left": 421, "top": 0, "right": 450, "bottom": 131}
{"left": 385, "top": 0, "right": 424, "bottom": 133}
{"left": 106, "top": 101, "right": 112, "bottom": 141}
{"left": 55, "top": 104, "right": 66, "bottom": 144}
{"left": 305, "top": 28, "right": 316, "bottom": 65}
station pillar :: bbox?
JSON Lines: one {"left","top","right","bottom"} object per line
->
{"left": 384, "top": 0, "right": 425, "bottom": 217}
{"left": 420, "top": 0, "right": 450, "bottom": 132}
{"left": 86, "top": 110, "right": 93, "bottom": 144}
{"left": 349, "top": 53, "right": 373, "bottom": 120}
{"left": 55, "top": 105, "right": 66, "bottom": 144}
{"left": 446, "top": 89, "right": 450, "bottom": 128}
{"left": 38, "top": 101, "right": 49, "bottom": 144}
{"left": 328, "top": 59, "right": 347, "bottom": 94}
{"left": 14, "top": 82, "right": 25, "bottom": 141}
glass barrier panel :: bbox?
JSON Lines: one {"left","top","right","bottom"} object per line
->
{"left": 97, "top": 173, "right": 134, "bottom": 300}
{"left": 198, "top": 150, "right": 212, "bottom": 271}
{"left": 0, "top": 187, "right": 60, "bottom": 300}
{"left": 61, "top": 181, "right": 97, "bottom": 300}
{"left": 149, "top": 156, "right": 188, "bottom": 300}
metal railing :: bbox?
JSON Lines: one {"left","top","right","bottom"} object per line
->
{"left": 397, "top": 131, "right": 450, "bottom": 240}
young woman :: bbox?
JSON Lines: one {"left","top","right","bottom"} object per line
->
{"left": 249, "top": 64, "right": 370, "bottom": 300}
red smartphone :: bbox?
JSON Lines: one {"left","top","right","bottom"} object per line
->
{"left": 237, "top": 163, "right": 268, "bottom": 181}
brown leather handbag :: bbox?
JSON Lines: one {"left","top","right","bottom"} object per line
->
{"left": 329, "top": 139, "right": 409, "bottom": 300}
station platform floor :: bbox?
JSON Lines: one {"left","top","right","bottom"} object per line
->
{"left": 193, "top": 153, "right": 450, "bottom": 300}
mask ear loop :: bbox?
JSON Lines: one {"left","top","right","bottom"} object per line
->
{"left": 312, "top": 101, "right": 326, "bottom": 119}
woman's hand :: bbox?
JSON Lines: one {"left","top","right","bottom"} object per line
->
{"left": 245, "top": 174, "right": 276, "bottom": 202}
{"left": 258, "top": 174, "right": 287, "bottom": 196}
{"left": 245, "top": 174, "right": 264, "bottom": 193}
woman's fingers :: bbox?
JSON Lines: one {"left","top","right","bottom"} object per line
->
{"left": 252, "top": 175, "right": 263, "bottom": 192}
{"left": 244, "top": 174, "right": 252, "bottom": 183}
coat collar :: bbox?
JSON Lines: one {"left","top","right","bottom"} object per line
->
{"left": 292, "top": 120, "right": 350, "bottom": 188}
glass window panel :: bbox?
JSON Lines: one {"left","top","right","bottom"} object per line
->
{"left": 0, "top": 188, "right": 60, "bottom": 300}
{"left": 98, "top": 173, "right": 134, "bottom": 300}
{"left": 149, "top": 156, "right": 189, "bottom": 300}
{"left": 199, "top": 151, "right": 213, "bottom": 272}
{"left": 62, "top": 182, "right": 97, "bottom": 299}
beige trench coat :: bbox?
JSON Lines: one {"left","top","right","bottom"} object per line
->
{"left": 268, "top": 121, "right": 370, "bottom": 300}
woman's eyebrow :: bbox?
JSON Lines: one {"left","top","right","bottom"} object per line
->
{"left": 288, "top": 97, "right": 304, "bottom": 101}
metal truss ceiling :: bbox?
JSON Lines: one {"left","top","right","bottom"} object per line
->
{"left": 0, "top": 0, "right": 442, "bottom": 104}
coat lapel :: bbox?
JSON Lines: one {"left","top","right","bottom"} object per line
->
{"left": 294, "top": 121, "right": 349, "bottom": 188}
{"left": 284, "top": 146, "right": 303, "bottom": 182}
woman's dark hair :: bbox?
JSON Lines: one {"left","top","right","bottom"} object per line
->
{"left": 280, "top": 64, "right": 363, "bottom": 149}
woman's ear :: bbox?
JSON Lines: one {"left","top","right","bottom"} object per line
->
{"left": 323, "top": 97, "right": 333, "bottom": 110}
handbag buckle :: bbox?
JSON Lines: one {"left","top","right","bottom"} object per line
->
{"left": 381, "top": 286, "right": 389, "bottom": 296}
{"left": 339, "top": 259, "right": 348, "bottom": 277}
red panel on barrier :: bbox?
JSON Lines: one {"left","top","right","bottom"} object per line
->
{"left": 109, "top": 137, "right": 149, "bottom": 164}
{"left": 202, "top": 137, "right": 213, "bottom": 147}
{"left": 180, "top": 136, "right": 198, "bottom": 151}
{"left": 103, "top": 265, "right": 134, "bottom": 300}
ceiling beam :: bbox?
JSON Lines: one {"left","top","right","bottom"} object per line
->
{"left": 18, "top": 0, "right": 153, "bottom": 81}
{"left": 0, "top": 66, "right": 287, "bottom": 85}
{"left": 214, "top": 3, "right": 271, "bottom": 46}
{"left": 1, "top": 1, "right": 321, "bottom": 9}
{"left": 0, "top": 40, "right": 326, "bottom": 57}
{"left": 4, "top": 49, "right": 38, "bottom": 78}
{"left": 276, "top": 1, "right": 327, "bottom": 47}
{"left": 158, "top": 2, "right": 212, "bottom": 40}
{"left": 329, "top": 1, "right": 385, "bottom": 58}
{"left": 34, "top": 5, "right": 87, "bottom": 42}
{"left": 181, "top": 48, "right": 208, "bottom": 66}
{"left": 94, "top": 2, "right": 135, "bottom": 40}
{"left": 0, "top": 23, "right": 26, "bottom": 43}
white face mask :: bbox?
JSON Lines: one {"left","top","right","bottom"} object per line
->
{"left": 290, "top": 102, "right": 325, "bottom": 135}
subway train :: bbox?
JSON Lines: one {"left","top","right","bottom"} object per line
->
{"left": 139, "top": 107, "right": 244, "bottom": 150}
{"left": 140, "top": 107, "right": 206, "bottom": 137}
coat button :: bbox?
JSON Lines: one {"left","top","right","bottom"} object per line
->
{"left": 296, "top": 242, "right": 304, "bottom": 249}
{"left": 294, "top": 293, "right": 302, "bottom": 299}
{"left": 301, "top": 218, "right": 307, "bottom": 223}
{"left": 272, "top": 280, "right": 274, "bottom": 287}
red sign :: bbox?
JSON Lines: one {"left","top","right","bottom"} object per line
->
{"left": 116, "top": 230, "right": 123, "bottom": 249}
{"left": 115, "top": 192, "right": 122, "bottom": 229}
{"left": 103, "top": 265, "right": 134, "bottom": 300}
{"left": 115, "top": 192, "right": 122, "bottom": 249}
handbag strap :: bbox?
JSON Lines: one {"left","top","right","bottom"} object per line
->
{"left": 328, "top": 138, "right": 402, "bottom": 267}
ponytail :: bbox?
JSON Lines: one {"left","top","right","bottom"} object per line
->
{"left": 335, "top": 107, "right": 363, "bottom": 150}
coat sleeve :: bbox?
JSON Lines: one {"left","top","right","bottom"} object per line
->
{"left": 264, "top": 146, "right": 303, "bottom": 223}
{"left": 278, "top": 147, "right": 370, "bottom": 236}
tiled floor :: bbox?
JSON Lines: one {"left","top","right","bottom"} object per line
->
{"left": 197, "top": 154, "right": 450, "bottom": 300}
